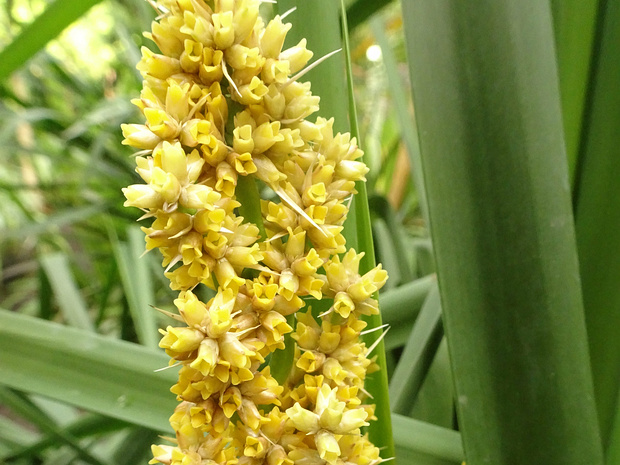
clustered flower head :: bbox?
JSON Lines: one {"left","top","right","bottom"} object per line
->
{"left": 121, "top": 1, "right": 388, "bottom": 464}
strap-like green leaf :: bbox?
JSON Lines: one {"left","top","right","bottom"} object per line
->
{"left": 0, "top": 0, "right": 104, "bottom": 81}
{"left": 402, "top": 1, "right": 604, "bottom": 463}
{"left": 0, "top": 309, "right": 175, "bottom": 432}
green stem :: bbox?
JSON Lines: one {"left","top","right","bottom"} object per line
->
{"left": 269, "top": 315, "right": 296, "bottom": 385}
{"left": 340, "top": 0, "right": 395, "bottom": 460}
{"left": 235, "top": 175, "right": 266, "bottom": 240}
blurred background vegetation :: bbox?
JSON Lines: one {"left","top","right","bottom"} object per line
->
{"left": 0, "top": 1, "right": 444, "bottom": 464}
{"left": 1, "top": 1, "right": 618, "bottom": 464}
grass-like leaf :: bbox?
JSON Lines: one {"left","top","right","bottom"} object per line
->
{"left": 40, "top": 252, "right": 94, "bottom": 332}
{"left": 111, "top": 227, "right": 159, "bottom": 348}
{"left": 402, "top": 1, "right": 604, "bottom": 463}
{"left": 370, "top": 16, "right": 429, "bottom": 224}
{"left": 550, "top": 0, "right": 599, "bottom": 182}
{"left": 3, "top": 414, "right": 127, "bottom": 462}
{"left": 570, "top": 0, "right": 620, "bottom": 453}
{"left": 0, "top": 0, "right": 104, "bottom": 81}
{"left": 389, "top": 285, "right": 443, "bottom": 415}
{"left": 381, "top": 274, "right": 434, "bottom": 327}
{"left": 0, "top": 388, "right": 109, "bottom": 465}
{"left": 392, "top": 413, "right": 463, "bottom": 463}
{"left": 0, "top": 308, "right": 175, "bottom": 432}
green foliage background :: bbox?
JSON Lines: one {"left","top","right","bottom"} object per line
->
{"left": 0, "top": 1, "right": 617, "bottom": 465}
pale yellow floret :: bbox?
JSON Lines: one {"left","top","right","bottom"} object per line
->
{"left": 124, "top": 1, "right": 387, "bottom": 463}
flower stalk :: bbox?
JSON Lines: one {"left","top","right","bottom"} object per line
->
{"left": 121, "top": 1, "right": 389, "bottom": 464}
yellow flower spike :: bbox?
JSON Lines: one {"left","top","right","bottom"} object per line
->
{"left": 137, "top": 47, "right": 182, "bottom": 80}
{"left": 122, "top": 184, "right": 162, "bottom": 210}
{"left": 297, "top": 350, "right": 326, "bottom": 373}
{"left": 228, "top": 151, "right": 258, "bottom": 175}
{"left": 221, "top": 386, "right": 243, "bottom": 418}
{"left": 124, "top": 0, "right": 388, "bottom": 462}
{"left": 333, "top": 291, "right": 355, "bottom": 319}
{"left": 215, "top": 161, "right": 238, "bottom": 197}
{"left": 244, "top": 436, "right": 268, "bottom": 458}
{"left": 180, "top": 39, "right": 203, "bottom": 74}
{"left": 159, "top": 326, "right": 204, "bottom": 355}
{"left": 212, "top": 11, "right": 235, "bottom": 49}
{"left": 291, "top": 249, "right": 323, "bottom": 277}
{"left": 318, "top": 328, "right": 341, "bottom": 355}
{"left": 261, "top": 16, "right": 292, "bottom": 59}
{"left": 144, "top": 108, "right": 180, "bottom": 139}
{"left": 180, "top": 119, "right": 213, "bottom": 147}
{"left": 279, "top": 38, "right": 313, "bottom": 74}
{"left": 225, "top": 44, "right": 264, "bottom": 71}
{"left": 285, "top": 403, "right": 319, "bottom": 433}
{"left": 237, "top": 76, "right": 269, "bottom": 105}
{"left": 200, "top": 47, "right": 225, "bottom": 83}
{"left": 180, "top": 183, "right": 221, "bottom": 210}
{"left": 315, "top": 430, "right": 341, "bottom": 464}
{"left": 322, "top": 358, "right": 348, "bottom": 386}
{"left": 121, "top": 123, "right": 161, "bottom": 149}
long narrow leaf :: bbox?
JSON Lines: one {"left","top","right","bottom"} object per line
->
{"left": 402, "top": 1, "right": 604, "bottom": 463}
{"left": 111, "top": 227, "right": 159, "bottom": 348}
{"left": 3, "top": 415, "right": 127, "bottom": 462}
{"left": 0, "top": 309, "right": 175, "bottom": 432}
{"left": 389, "top": 285, "right": 443, "bottom": 415}
{"left": 346, "top": 0, "right": 393, "bottom": 32}
{"left": 0, "top": 388, "right": 109, "bottom": 465}
{"left": 370, "top": 16, "right": 429, "bottom": 224}
{"left": 340, "top": 1, "right": 394, "bottom": 457}
{"left": 40, "top": 252, "right": 94, "bottom": 331}
{"left": 570, "top": 0, "right": 620, "bottom": 453}
{"left": 0, "top": 0, "right": 104, "bottom": 81}
{"left": 0, "top": 308, "right": 464, "bottom": 463}
{"left": 550, "top": 0, "right": 600, "bottom": 182}
{"left": 392, "top": 413, "right": 463, "bottom": 463}
{"left": 381, "top": 274, "right": 434, "bottom": 327}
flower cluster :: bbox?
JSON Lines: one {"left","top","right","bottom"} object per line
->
{"left": 121, "top": 1, "right": 388, "bottom": 464}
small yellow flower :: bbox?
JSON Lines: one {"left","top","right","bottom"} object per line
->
{"left": 123, "top": 1, "right": 387, "bottom": 464}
